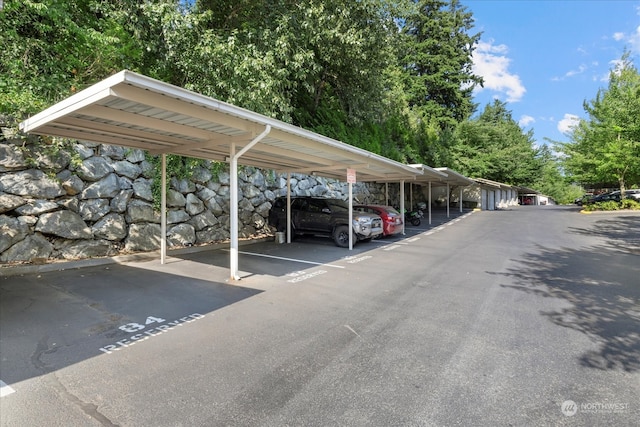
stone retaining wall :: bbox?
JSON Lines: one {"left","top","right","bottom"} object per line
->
{"left": 0, "top": 130, "right": 390, "bottom": 264}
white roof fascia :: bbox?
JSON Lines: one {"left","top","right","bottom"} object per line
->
{"left": 433, "top": 167, "right": 474, "bottom": 186}
{"left": 407, "top": 164, "right": 448, "bottom": 180}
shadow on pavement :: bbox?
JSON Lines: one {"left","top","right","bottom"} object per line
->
{"left": 494, "top": 214, "right": 640, "bottom": 372}
{"left": 0, "top": 207, "right": 475, "bottom": 388}
{"left": 0, "top": 262, "right": 261, "bottom": 386}
{"left": 171, "top": 208, "right": 475, "bottom": 276}
{"left": 568, "top": 215, "right": 640, "bottom": 255}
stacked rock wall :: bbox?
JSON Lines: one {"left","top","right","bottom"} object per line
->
{"left": 1, "top": 132, "right": 388, "bottom": 264}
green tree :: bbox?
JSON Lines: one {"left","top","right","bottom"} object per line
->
{"left": 164, "top": 0, "right": 399, "bottom": 126}
{"left": 534, "top": 144, "right": 584, "bottom": 204}
{"left": 557, "top": 54, "right": 640, "bottom": 195}
{"left": 0, "top": 0, "right": 141, "bottom": 120}
{"left": 451, "top": 100, "right": 541, "bottom": 185}
{"left": 1, "top": 0, "right": 511, "bottom": 173}
{"left": 399, "top": 0, "right": 483, "bottom": 129}
{"left": 187, "top": 1, "right": 425, "bottom": 162}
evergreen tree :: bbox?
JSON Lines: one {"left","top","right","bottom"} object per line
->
{"left": 399, "top": 0, "right": 483, "bottom": 129}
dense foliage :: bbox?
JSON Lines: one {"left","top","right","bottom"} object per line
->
{"left": 450, "top": 100, "right": 541, "bottom": 186}
{"left": 556, "top": 54, "right": 640, "bottom": 197}
{"left": 1, "top": 0, "right": 603, "bottom": 199}
{"left": 0, "top": 0, "right": 142, "bottom": 118}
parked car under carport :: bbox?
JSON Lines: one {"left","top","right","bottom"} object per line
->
{"left": 354, "top": 204, "right": 404, "bottom": 237}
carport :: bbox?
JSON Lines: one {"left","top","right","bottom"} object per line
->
{"left": 19, "top": 70, "right": 423, "bottom": 280}
{"left": 406, "top": 165, "right": 474, "bottom": 224}
{"left": 434, "top": 167, "right": 475, "bottom": 216}
{"left": 517, "top": 186, "right": 543, "bottom": 206}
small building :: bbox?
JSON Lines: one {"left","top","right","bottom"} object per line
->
{"left": 463, "top": 178, "right": 519, "bottom": 210}
{"left": 517, "top": 187, "right": 555, "bottom": 205}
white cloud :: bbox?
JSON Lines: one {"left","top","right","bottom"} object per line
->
{"left": 553, "top": 61, "right": 598, "bottom": 81}
{"left": 610, "top": 58, "right": 625, "bottom": 75}
{"left": 612, "top": 25, "right": 640, "bottom": 54}
{"left": 565, "top": 64, "right": 588, "bottom": 77}
{"left": 558, "top": 114, "right": 580, "bottom": 135}
{"left": 519, "top": 115, "right": 535, "bottom": 127}
{"left": 472, "top": 40, "right": 526, "bottom": 102}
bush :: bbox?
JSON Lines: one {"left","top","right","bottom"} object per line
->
{"left": 592, "top": 201, "right": 620, "bottom": 211}
{"left": 583, "top": 199, "right": 640, "bottom": 211}
{"left": 620, "top": 198, "right": 640, "bottom": 210}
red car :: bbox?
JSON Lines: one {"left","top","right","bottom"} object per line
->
{"left": 354, "top": 205, "right": 403, "bottom": 236}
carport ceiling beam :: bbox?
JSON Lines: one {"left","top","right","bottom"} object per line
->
{"left": 285, "top": 163, "right": 369, "bottom": 175}
{"left": 57, "top": 116, "right": 195, "bottom": 147}
{"left": 224, "top": 145, "right": 339, "bottom": 168}
{"left": 28, "top": 126, "right": 173, "bottom": 151}
{"left": 365, "top": 176, "right": 419, "bottom": 183}
{"left": 221, "top": 154, "right": 317, "bottom": 171}
{"left": 80, "top": 104, "right": 217, "bottom": 141}
{"left": 110, "top": 85, "right": 259, "bottom": 133}
{"left": 21, "top": 88, "right": 113, "bottom": 131}
{"left": 149, "top": 134, "right": 252, "bottom": 155}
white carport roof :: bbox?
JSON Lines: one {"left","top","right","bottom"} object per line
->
{"left": 434, "top": 167, "right": 475, "bottom": 187}
{"left": 19, "top": 70, "right": 424, "bottom": 280}
{"left": 20, "top": 70, "right": 422, "bottom": 182}
{"left": 474, "top": 177, "right": 516, "bottom": 189}
{"left": 407, "top": 165, "right": 473, "bottom": 187}
{"left": 515, "top": 185, "right": 541, "bottom": 194}
{"left": 402, "top": 165, "right": 473, "bottom": 220}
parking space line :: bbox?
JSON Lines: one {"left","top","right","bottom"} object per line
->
{"left": 374, "top": 239, "right": 408, "bottom": 245}
{"left": 370, "top": 239, "right": 390, "bottom": 244}
{"left": 383, "top": 245, "right": 402, "bottom": 251}
{"left": 1, "top": 380, "right": 16, "bottom": 397}
{"left": 234, "top": 250, "right": 345, "bottom": 269}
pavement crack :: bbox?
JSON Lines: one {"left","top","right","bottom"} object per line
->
{"left": 31, "top": 338, "right": 119, "bottom": 425}
{"left": 45, "top": 372, "right": 120, "bottom": 427}
{"left": 30, "top": 335, "right": 52, "bottom": 371}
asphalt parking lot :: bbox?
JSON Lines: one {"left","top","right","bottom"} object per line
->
{"left": 0, "top": 208, "right": 470, "bottom": 390}
{"left": 2, "top": 206, "right": 638, "bottom": 426}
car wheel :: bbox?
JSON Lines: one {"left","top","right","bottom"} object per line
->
{"left": 333, "top": 225, "right": 352, "bottom": 248}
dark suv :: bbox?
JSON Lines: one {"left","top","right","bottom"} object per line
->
{"left": 268, "top": 197, "right": 383, "bottom": 247}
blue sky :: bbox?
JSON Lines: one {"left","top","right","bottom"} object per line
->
{"left": 465, "top": 0, "right": 640, "bottom": 148}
